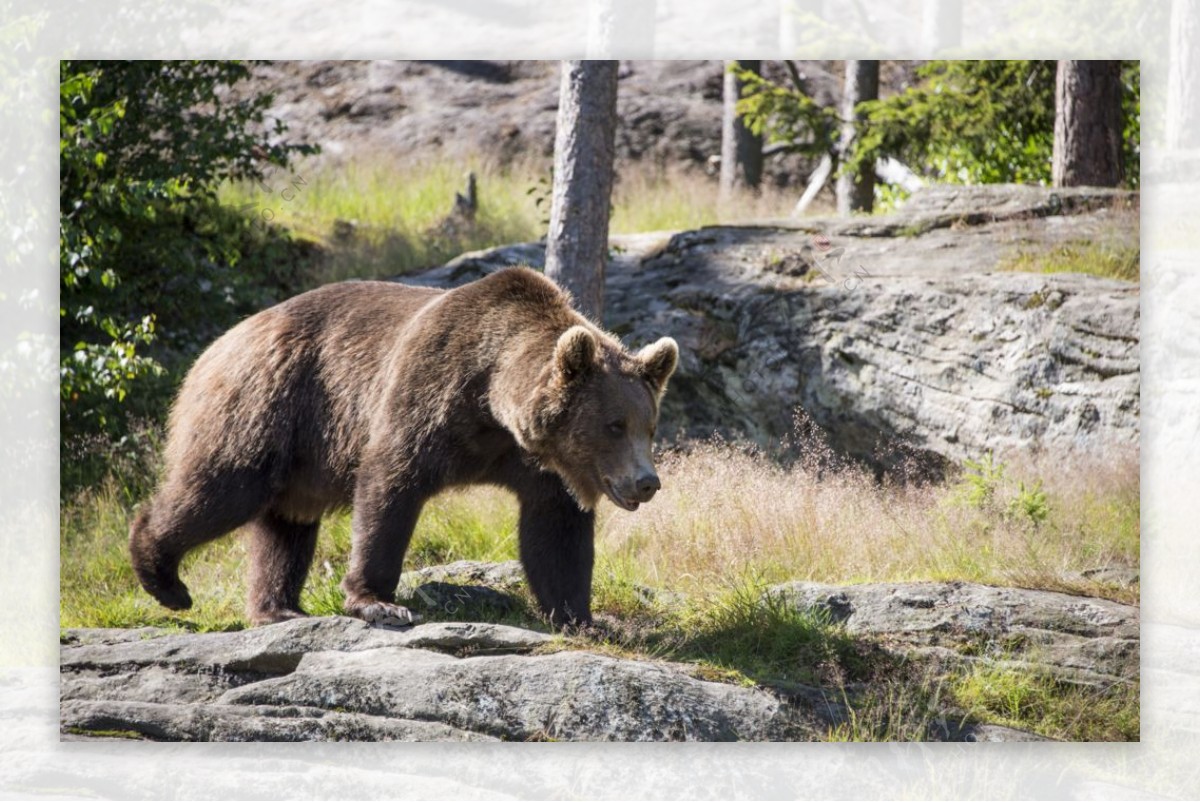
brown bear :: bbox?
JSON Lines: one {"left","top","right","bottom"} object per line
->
{"left": 129, "top": 267, "right": 677, "bottom": 628}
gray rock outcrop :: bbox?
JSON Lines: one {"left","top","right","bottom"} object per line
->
{"left": 240, "top": 60, "right": 864, "bottom": 185}
{"left": 769, "top": 580, "right": 1139, "bottom": 687}
{"left": 410, "top": 184, "right": 1139, "bottom": 472}
{"left": 60, "top": 616, "right": 829, "bottom": 742}
{"left": 61, "top": 569, "right": 1138, "bottom": 742}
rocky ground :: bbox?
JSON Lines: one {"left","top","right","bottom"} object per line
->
{"left": 60, "top": 560, "right": 1137, "bottom": 742}
{"left": 411, "top": 183, "right": 1140, "bottom": 474}
{"left": 240, "top": 60, "right": 921, "bottom": 188}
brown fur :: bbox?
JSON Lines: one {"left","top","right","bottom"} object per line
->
{"left": 129, "top": 268, "right": 677, "bottom": 627}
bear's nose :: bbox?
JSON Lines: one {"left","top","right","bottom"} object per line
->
{"left": 635, "top": 472, "right": 661, "bottom": 500}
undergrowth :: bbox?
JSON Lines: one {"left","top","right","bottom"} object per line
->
{"left": 61, "top": 424, "right": 1140, "bottom": 740}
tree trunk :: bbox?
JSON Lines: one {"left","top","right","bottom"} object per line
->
{"left": 545, "top": 60, "right": 619, "bottom": 322}
{"left": 836, "top": 60, "right": 879, "bottom": 216}
{"left": 1168, "top": 0, "right": 1200, "bottom": 149}
{"left": 720, "top": 60, "right": 763, "bottom": 203}
{"left": 1053, "top": 60, "right": 1124, "bottom": 187}
{"left": 791, "top": 153, "right": 832, "bottom": 217}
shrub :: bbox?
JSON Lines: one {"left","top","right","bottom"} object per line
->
{"left": 60, "top": 60, "right": 316, "bottom": 449}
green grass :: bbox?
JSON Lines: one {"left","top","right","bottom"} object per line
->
{"left": 219, "top": 157, "right": 543, "bottom": 286}
{"left": 1000, "top": 240, "right": 1140, "bottom": 282}
{"left": 99, "top": 390, "right": 1120, "bottom": 638}
{"left": 60, "top": 481, "right": 521, "bottom": 632}
{"left": 823, "top": 672, "right": 952, "bottom": 742}
{"left": 60, "top": 478, "right": 248, "bottom": 633}
{"left": 584, "top": 569, "right": 879, "bottom": 690}
{"left": 821, "top": 653, "right": 1141, "bottom": 742}
{"left": 948, "top": 662, "right": 1139, "bottom": 741}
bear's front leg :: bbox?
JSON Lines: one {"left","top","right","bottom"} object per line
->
{"left": 513, "top": 470, "right": 596, "bottom": 628}
{"left": 341, "top": 475, "right": 429, "bottom": 628}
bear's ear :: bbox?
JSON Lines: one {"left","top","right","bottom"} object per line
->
{"left": 638, "top": 337, "right": 679, "bottom": 394}
{"left": 554, "top": 325, "right": 598, "bottom": 384}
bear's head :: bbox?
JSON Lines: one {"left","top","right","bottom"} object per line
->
{"left": 521, "top": 325, "right": 678, "bottom": 511}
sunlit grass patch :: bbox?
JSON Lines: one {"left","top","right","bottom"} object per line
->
{"left": 948, "top": 662, "right": 1139, "bottom": 741}
{"left": 60, "top": 478, "right": 522, "bottom": 632}
{"left": 609, "top": 167, "right": 800, "bottom": 234}
{"left": 219, "top": 155, "right": 543, "bottom": 285}
{"left": 1000, "top": 240, "right": 1140, "bottom": 282}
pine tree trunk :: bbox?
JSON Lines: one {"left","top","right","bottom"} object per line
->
{"left": 1053, "top": 60, "right": 1124, "bottom": 187}
{"left": 1168, "top": 0, "right": 1200, "bottom": 149}
{"left": 720, "top": 60, "right": 763, "bottom": 202}
{"left": 545, "top": 60, "right": 619, "bottom": 322}
{"left": 836, "top": 60, "right": 879, "bottom": 215}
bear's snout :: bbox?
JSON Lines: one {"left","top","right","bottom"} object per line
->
{"left": 634, "top": 471, "right": 661, "bottom": 501}
{"left": 602, "top": 470, "right": 662, "bottom": 511}
{"left": 616, "top": 471, "right": 660, "bottom": 504}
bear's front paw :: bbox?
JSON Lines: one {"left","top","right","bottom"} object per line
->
{"left": 347, "top": 600, "right": 423, "bottom": 628}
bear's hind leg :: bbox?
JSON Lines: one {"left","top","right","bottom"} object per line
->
{"left": 129, "top": 469, "right": 271, "bottom": 612}
{"left": 247, "top": 510, "right": 320, "bottom": 626}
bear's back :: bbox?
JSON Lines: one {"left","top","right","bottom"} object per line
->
{"left": 163, "top": 280, "right": 446, "bottom": 483}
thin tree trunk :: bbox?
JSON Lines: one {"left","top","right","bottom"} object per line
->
{"left": 545, "top": 60, "right": 619, "bottom": 322}
{"left": 1053, "top": 60, "right": 1124, "bottom": 187}
{"left": 720, "top": 60, "right": 763, "bottom": 203}
{"left": 1168, "top": 0, "right": 1200, "bottom": 149}
{"left": 791, "top": 153, "right": 832, "bottom": 217}
{"left": 836, "top": 60, "right": 879, "bottom": 215}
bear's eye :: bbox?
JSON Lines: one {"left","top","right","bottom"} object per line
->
{"left": 606, "top": 421, "right": 626, "bottom": 437}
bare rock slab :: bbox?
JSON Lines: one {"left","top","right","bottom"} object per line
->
{"left": 60, "top": 615, "right": 828, "bottom": 742}
{"left": 219, "top": 647, "right": 819, "bottom": 741}
{"left": 769, "top": 580, "right": 1139, "bottom": 684}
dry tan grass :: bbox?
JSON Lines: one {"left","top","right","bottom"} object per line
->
{"left": 595, "top": 438, "right": 1139, "bottom": 602}
{"left": 62, "top": 415, "right": 1138, "bottom": 633}
{"left": 609, "top": 166, "right": 814, "bottom": 233}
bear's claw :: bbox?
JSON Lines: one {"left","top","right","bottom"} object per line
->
{"left": 349, "top": 601, "right": 422, "bottom": 628}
